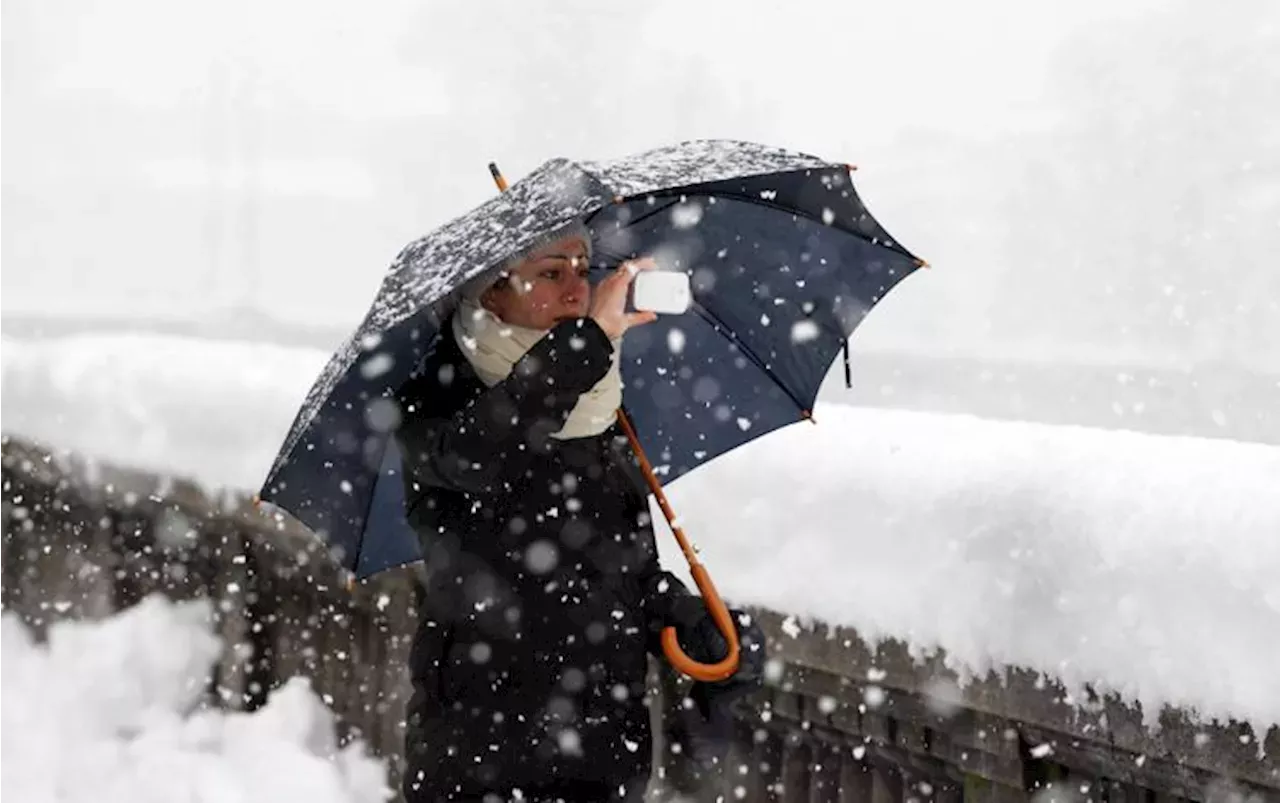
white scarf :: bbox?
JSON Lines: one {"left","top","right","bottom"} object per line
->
{"left": 451, "top": 298, "right": 623, "bottom": 440}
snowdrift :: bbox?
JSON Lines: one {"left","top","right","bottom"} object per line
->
{"left": 0, "top": 595, "right": 389, "bottom": 803}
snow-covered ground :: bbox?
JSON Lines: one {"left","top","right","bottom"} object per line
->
{"left": 4, "top": 333, "right": 1279, "bottom": 740}
{"left": 0, "top": 594, "right": 389, "bottom": 803}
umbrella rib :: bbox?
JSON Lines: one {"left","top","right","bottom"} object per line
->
{"left": 346, "top": 435, "right": 388, "bottom": 577}
{"left": 350, "top": 401, "right": 420, "bottom": 578}
{"left": 688, "top": 300, "right": 811, "bottom": 417}
{"left": 625, "top": 197, "right": 682, "bottom": 230}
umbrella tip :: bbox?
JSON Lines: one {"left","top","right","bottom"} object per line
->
{"left": 846, "top": 163, "right": 858, "bottom": 172}
{"left": 916, "top": 258, "right": 931, "bottom": 269}
{"left": 488, "top": 162, "right": 509, "bottom": 192}
{"left": 801, "top": 410, "right": 817, "bottom": 424}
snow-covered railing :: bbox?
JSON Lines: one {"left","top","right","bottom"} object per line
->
{"left": 656, "top": 608, "right": 1280, "bottom": 802}
{"left": 3, "top": 434, "right": 1277, "bottom": 803}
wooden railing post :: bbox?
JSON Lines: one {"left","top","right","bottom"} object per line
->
{"left": 838, "top": 750, "right": 874, "bottom": 803}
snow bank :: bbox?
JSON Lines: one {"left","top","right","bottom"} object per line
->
{"left": 658, "top": 405, "right": 1280, "bottom": 736}
{"left": 0, "top": 595, "right": 389, "bottom": 803}
{"left": 4, "top": 333, "right": 1279, "bottom": 735}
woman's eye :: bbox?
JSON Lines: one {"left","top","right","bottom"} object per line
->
{"left": 539, "top": 269, "right": 560, "bottom": 281}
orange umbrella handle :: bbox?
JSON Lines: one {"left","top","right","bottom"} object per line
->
{"left": 488, "top": 162, "right": 740, "bottom": 682}
{"left": 660, "top": 564, "right": 742, "bottom": 682}
{"left": 615, "top": 410, "right": 742, "bottom": 683}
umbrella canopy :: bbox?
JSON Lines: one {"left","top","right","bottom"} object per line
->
{"left": 258, "top": 139, "right": 922, "bottom": 578}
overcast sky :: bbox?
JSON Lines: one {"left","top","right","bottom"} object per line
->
{"left": 4, "top": 0, "right": 1274, "bottom": 369}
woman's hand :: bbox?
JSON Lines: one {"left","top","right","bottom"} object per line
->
{"left": 588, "top": 257, "right": 659, "bottom": 340}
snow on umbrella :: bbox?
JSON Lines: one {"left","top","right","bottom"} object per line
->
{"left": 257, "top": 138, "right": 923, "bottom": 584}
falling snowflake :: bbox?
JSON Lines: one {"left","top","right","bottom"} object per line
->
{"left": 924, "top": 676, "right": 964, "bottom": 718}
{"left": 693, "top": 376, "right": 721, "bottom": 403}
{"left": 764, "top": 659, "right": 785, "bottom": 684}
{"left": 364, "top": 397, "right": 402, "bottom": 433}
{"left": 670, "top": 200, "right": 704, "bottom": 229}
{"left": 780, "top": 615, "right": 801, "bottom": 638}
{"left": 359, "top": 352, "right": 395, "bottom": 380}
{"left": 525, "top": 541, "right": 559, "bottom": 574}
{"left": 863, "top": 686, "right": 886, "bottom": 709}
{"left": 667, "top": 328, "right": 687, "bottom": 355}
{"left": 791, "top": 320, "right": 820, "bottom": 343}
{"left": 557, "top": 728, "right": 583, "bottom": 756}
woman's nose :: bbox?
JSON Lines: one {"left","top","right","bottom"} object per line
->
{"left": 563, "top": 274, "right": 589, "bottom": 302}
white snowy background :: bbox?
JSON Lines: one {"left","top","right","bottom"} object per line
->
{"left": 4, "top": 0, "right": 1280, "bottom": 798}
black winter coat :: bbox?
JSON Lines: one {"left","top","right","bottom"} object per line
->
{"left": 394, "top": 317, "right": 690, "bottom": 801}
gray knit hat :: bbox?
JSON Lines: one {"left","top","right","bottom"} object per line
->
{"left": 459, "top": 218, "right": 593, "bottom": 302}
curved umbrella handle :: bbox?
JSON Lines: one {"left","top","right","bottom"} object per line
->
{"left": 614, "top": 410, "right": 743, "bottom": 682}
{"left": 661, "top": 563, "right": 742, "bottom": 682}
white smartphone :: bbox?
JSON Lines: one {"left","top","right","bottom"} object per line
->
{"left": 632, "top": 271, "right": 692, "bottom": 315}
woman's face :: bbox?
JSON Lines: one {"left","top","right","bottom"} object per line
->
{"left": 482, "top": 236, "right": 591, "bottom": 330}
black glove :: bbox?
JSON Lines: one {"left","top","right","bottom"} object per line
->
{"left": 685, "top": 608, "right": 767, "bottom": 721}
{"left": 641, "top": 571, "right": 705, "bottom": 648}
{"left": 641, "top": 572, "right": 768, "bottom": 719}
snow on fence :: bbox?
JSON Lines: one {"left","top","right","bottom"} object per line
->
{"left": 2, "top": 434, "right": 1277, "bottom": 803}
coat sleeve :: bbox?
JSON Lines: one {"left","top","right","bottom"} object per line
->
{"left": 395, "top": 317, "right": 615, "bottom": 496}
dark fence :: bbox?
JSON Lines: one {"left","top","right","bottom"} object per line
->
{"left": 3, "top": 434, "right": 1276, "bottom": 802}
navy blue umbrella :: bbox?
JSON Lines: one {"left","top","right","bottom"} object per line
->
{"left": 257, "top": 140, "right": 923, "bottom": 585}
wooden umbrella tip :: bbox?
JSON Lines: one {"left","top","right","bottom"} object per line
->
{"left": 846, "top": 163, "right": 859, "bottom": 172}
{"left": 916, "top": 258, "right": 931, "bottom": 269}
{"left": 801, "top": 410, "right": 817, "bottom": 424}
{"left": 489, "top": 162, "right": 509, "bottom": 191}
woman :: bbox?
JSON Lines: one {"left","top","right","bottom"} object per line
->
{"left": 394, "top": 221, "right": 762, "bottom": 803}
